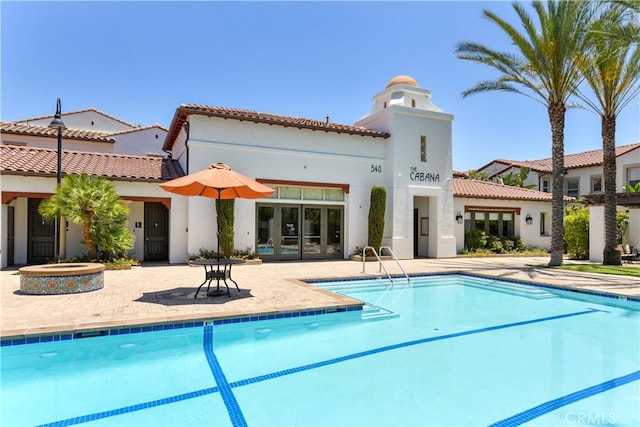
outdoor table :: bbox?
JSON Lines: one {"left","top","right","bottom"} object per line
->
{"left": 190, "top": 259, "right": 246, "bottom": 298}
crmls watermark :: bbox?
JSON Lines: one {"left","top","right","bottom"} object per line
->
{"left": 565, "top": 412, "right": 616, "bottom": 425}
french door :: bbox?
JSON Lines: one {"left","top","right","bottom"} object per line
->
{"left": 256, "top": 203, "right": 343, "bottom": 260}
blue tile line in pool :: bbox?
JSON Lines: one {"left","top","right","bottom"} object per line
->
{"left": 203, "top": 325, "right": 248, "bottom": 427}
{"left": 35, "top": 307, "right": 639, "bottom": 427}
{"left": 489, "top": 370, "right": 640, "bottom": 427}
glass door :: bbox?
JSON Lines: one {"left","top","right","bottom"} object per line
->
{"left": 326, "top": 207, "right": 342, "bottom": 258}
{"left": 257, "top": 205, "right": 275, "bottom": 257}
{"left": 280, "top": 206, "right": 300, "bottom": 259}
{"left": 303, "top": 207, "right": 322, "bottom": 257}
{"left": 256, "top": 203, "right": 342, "bottom": 260}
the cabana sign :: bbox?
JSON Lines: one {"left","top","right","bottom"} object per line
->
{"left": 409, "top": 166, "right": 440, "bottom": 183}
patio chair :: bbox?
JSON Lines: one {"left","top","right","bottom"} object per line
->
{"left": 620, "top": 244, "right": 640, "bottom": 264}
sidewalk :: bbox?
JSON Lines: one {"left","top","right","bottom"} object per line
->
{"left": 2, "top": 257, "right": 638, "bottom": 339}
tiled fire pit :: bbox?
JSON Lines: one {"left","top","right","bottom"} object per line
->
{"left": 19, "top": 263, "right": 105, "bottom": 295}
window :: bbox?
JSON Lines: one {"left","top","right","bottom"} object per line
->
{"left": 468, "top": 211, "right": 514, "bottom": 238}
{"left": 420, "top": 135, "right": 427, "bottom": 162}
{"left": 280, "top": 186, "right": 302, "bottom": 199}
{"left": 303, "top": 187, "right": 323, "bottom": 200}
{"left": 565, "top": 178, "right": 580, "bottom": 198}
{"left": 627, "top": 166, "right": 640, "bottom": 187}
{"left": 590, "top": 176, "right": 603, "bottom": 193}
{"left": 542, "top": 179, "right": 550, "bottom": 193}
{"left": 324, "top": 188, "right": 345, "bottom": 201}
{"left": 540, "top": 212, "right": 549, "bottom": 235}
{"left": 273, "top": 185, "right": 344, "bottom": 202}
{"left": 411, "top": 99, "right": 416, "bottom": 107}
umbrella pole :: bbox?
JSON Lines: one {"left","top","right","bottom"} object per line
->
{"left": 216, "top": 192, "right": 221, "bottom": 264}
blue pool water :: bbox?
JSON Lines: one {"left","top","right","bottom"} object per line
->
{"left": 2, "top": 274, "right": 639, "bottom": 426}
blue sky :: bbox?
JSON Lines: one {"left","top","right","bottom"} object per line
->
{"left": 2, "top": 1, "right": 638, "bottom": 171}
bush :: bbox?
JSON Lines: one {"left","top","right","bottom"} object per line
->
{"left": 216, "top": 199, "right": 235, "bottom": 258}
{"left": 564, "top": 206, "right": 589, "bottom": 259}
{"left": 617, "top": 211, "right": 629, "bottom": 244}
{"left": 367, "top": 187, "right": 386, "bottom": 251}
{"left": 465, "top": 229, "right": 488, "bottom": 251}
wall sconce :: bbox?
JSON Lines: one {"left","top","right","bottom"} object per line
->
{"left": 455, "top": 212, "right": 463, "bottom": 224}
{"left": 525, "top": 214, "right": 533, "bottom": 225}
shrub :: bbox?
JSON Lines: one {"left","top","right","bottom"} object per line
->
{"left": 616, "top": 211, "right": 629, "bottom": 245}
{"left": 216, "top": 199, "right": 235, "bottom": 258}
{"left": 465, "top": 229, "right": 488, "bottom": 251}
{"left": 564, "top": 205, "right": 589, "bottom": 259}
{"left": 367, "top": 187, "right": 386, "bottom": 252}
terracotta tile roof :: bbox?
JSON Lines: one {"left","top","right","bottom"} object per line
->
{"left": 1, "top": 121, "right": 116, "bottom": 143}
{"left": 163, "top": 104, "right": 390, "bottom": 151}
{"left": 454, "top": 177, "right": 575, "bottom": 202}
{"left": 108, "top": 123, "right": 168, "bottom": 136}
{"left": 15, "top": 107, "right": 139, "bottom": 129}
{"left": 0, "top": 145, "right": 184, "bottom": 182}
{"left": 486, "top": 142, "right": 640, "bottom": 174}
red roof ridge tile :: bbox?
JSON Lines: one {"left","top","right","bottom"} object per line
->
{"left": 13, "top": 107, "right": 140, "bottom": 129}
{"left": 1, "top": 121, "right": 115, "bottom": 143}
{"left": 163, "top": 104, "right": 390, "bottom": 151}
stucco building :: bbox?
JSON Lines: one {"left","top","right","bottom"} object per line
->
{"left": 2, "top": 75, "right": 634, "bottom": 267}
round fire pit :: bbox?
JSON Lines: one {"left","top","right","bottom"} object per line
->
{"left": 19, "top": 263, "right": 105, "bottom": 295}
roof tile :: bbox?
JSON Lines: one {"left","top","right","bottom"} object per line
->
{"left": 454, "top": 178, "right": 574, "bottom": 201}
{"left": 163, "top": 104, "right": 390, "bottom": 151}
{"left": 491, "top": 142, "right": 640, "bottom": 173}
{"left": 0, "top": 145, "right": 183, "bottom": 182}
{"left": 1, "top": 121, "right": 115, "bottom": 143}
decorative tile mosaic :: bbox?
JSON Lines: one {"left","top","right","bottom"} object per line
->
{"left": 20, "top": 271, "right": 104, "bottom": 295}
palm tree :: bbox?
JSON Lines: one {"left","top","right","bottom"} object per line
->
{"left": 39, "top": 174, "right": 133, "bottom": 259}
{"left": 456, "top": 1, "right": 597, "bottom": 266}
{"left": 610, "top": 1, "right": 640, "bottom": 44}
{"left": 577, "top": 4, "right": 640, "bottom": 265}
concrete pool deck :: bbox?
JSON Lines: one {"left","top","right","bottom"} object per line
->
{"left": 1, "top": 256, "right": 638, "bottom": 339}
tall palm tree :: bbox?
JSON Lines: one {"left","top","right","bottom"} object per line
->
{"left": 456, "top": 1, "right": 597, "bottom": 266}
{"left": 611, "top": 1, "right": 640, "bottom": 44}
{"left": 577, "top": 4, "right": 640, "bottom": 265}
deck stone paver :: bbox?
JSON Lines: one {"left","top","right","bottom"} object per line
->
{"left": 1, "top": 257, "right": 638, "bottom": 339}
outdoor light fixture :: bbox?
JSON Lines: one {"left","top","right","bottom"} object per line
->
{"left": 48, "top": 98, "right": 66, "bottom": 263}
{"left": 525, "top": 214, "right": 533, "bottom": 225}
{"left": 455, "top": 212, "right": 463, "bottom": 224}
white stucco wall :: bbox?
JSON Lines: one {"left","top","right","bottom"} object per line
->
{"left": 181, "top": 116, "right": 388, "bottom": 259}
{"left": 112, "top": 127, "right": 167, "bottom": 156}
{"left": 356, "top": 83, "right": 455, "bottom": 259}
{"left": 0, "top": 174, "right": 180, "bottom": 267}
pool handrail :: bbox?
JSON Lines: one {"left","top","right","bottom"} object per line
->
{"left": 379, "top": 246, "right": 410, "bottom": 284}
{"left": 361, "top": 246, "right": 394, "bottom": 286}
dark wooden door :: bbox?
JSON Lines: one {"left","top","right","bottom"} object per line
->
{"left": 27, "top": 198, "right": 54, "bottom": 264}
{"left": 144, "top": 202, "right": 168, "bottom": 261}
{"left": 7, "top": 206, "right": 14, "bottom": 265}
{"left": 414, "top": 209, "right": 419, "bottom": 257}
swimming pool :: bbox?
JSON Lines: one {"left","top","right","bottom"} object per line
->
{"left": 2, "top": 274, "right": 638, "bottom": 426}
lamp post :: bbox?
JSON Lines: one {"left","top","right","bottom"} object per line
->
{"left": 48, "top": 98, "right": 66, "bottom": 263}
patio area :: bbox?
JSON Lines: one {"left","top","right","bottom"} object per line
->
{"left": 2, "top": 257, "right": 638, "bottom": 340}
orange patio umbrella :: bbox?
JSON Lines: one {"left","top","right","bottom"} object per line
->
{"left": 159, "top": 163, "right": 275, "bottom": 200}
{"left": 159, "top": 163, "right": 275, "bottom": 262}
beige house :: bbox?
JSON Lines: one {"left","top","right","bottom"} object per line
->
{"left": 475, "top": 143, "right": 640, "bottom": 261}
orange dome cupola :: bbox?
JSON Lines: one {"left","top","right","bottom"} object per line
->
{"left": 385, "top": 75, "right": 418, "bottom": 88}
